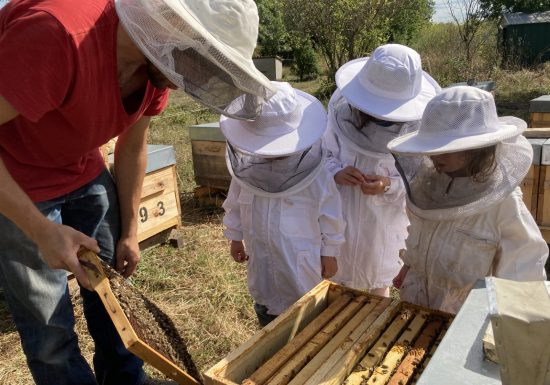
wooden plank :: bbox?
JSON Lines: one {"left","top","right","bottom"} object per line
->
{"left": 537, "top": 166, "right": 550, "bottom": 226}
{"left": 364, "top": 311, "right": 429, "bottom": 385}
{"left": 203, "top": 281, "right": 333, "bottom": 385}
{"left": 521, "top": 164, "right": 540, "bottom": 219}
{"left": 243, "top": 293, "right": 354, "bottom": 385}
{"left": 286, "top": 298, "right": 378, "bottom": 385}
{"left": 524, "top": 127, "right": 550, "bottom": 137}
{"left": 267, "top": 296, "right": 372, "bottom": 385}
{"left": 310, "top": 298, "right": 400, "bottom": 385}
{"left": 387, "top": 318, "right": 445, "bottom": 385}
{"left": 530, "top": 114, "right": 550, "bottom": 129}
{"left": 345, "top": 308, "right": 414, "bottom": 385}
{"left": 141, "top": 166, "right": 176, "bottom": 199}
{"left": 137, "top": 191, "right": 179, "bottom": 239}
{"left": 78, "top": 250, "right": 200, "bottom": 385}
{"left": 192, "top": 140, "right": 227, "bottom": 156}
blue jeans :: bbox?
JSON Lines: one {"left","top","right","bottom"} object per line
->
{"left": 0, "top": 170, "right": 145, "bottom": 385}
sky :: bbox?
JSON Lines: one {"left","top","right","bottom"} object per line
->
{"left": 432, "top": 0, "right": 461, "bottom": 23}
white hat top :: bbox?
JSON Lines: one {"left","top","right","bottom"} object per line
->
{"left": 336, "top": 44, "right": 440, "bottom": 122}
{"left": 360, "top": 44, "right": 423, "bottom": 100}
{"left": 170, "top": 0, "right": 258, "bottom": 59}
{"left": 387, "top": 86, "right": 527, "bottom": 155}
{"left": 220, "top": 82, "right": 326, "bottom": 157}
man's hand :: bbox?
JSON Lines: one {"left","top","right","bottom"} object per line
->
{"left": 34, "top": 221, "right": 100, "bottom": 290}
{"left": 321, "top": 256, "right": 338, "bottom": 279}
{"left": 116, "top": 235, "right": 141, "bottom": 278}
{"left": 361, "top": 174, "right": 390, "bottom": 195}
{"left": 230, "top": 240, "right": 248, "bottom": 263}
{"left": 334, "top": 166, "right": 366, "bottom": 186}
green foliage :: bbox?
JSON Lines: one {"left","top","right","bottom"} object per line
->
{"left": 479, "top": 0, "right": 550, "bottom": 19}
{"left": 388, "top": 0, "right": 434, "bottom": 44}
{"left": 411, "top": 21, "right": 500, "bottom": 85}
{"left": 256, "top": 0, "right": 291, "bottom": 56}
{"left": 291, "top": 39, "right": 321, "bottom": 81}
{"left": 281, "top": 0, "right": 434, "bottom": 79}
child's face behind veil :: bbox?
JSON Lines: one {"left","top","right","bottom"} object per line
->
{"left": 429, "top": 151, "right": 469, "bottom": 177}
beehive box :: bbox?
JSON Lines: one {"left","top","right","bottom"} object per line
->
{"left": 109, "top": 144, "right": 181, "bottom": 243}
{"left": 204, "top": 281, "right": 453, "bottom": 385}
{"left": 521, "top": 138, "right": 544, "bottom": 218}
{"left": 188, "top": 122, "right": 231, "bottom": 191}
{"left": 535, "top": 138, "right": 550, "bottom": 242}
{"left": 530, "top": 95, "right": 550, "bottom": 128}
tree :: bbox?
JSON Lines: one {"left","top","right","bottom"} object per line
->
{"left": 388, "top": 0, "right": 434, "bottom": 44}
{"left": 478, "top": 0, "right": 550, "bottom": 19}
{"left": 256, "top": 0, "right": 291, "bottom": 56}
{"left": 282, "top": 0, "right": 433, "bottom": 79}
{"left": 446, "top": 0, "right": 487, "bottom": 79}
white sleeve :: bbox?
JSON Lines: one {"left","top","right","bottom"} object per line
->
{"left": 323, "top": 92, "right": 345, "bottom": 177}
{"left": 222, "top": 181, "right": 244, "bottom": 241}
{"left": 374, "top": 161, "right": 407, "bottom": 204}
{"left": 323, "top": 126, "right": 345, "bottom": 177}
{"left": 494, "top": 191, "right": 548, "bottom": 281}
{"left": 318, "top": 174, "right": 346, "bottom": 257}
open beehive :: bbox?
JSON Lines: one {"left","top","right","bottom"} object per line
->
{"left": 78, "top": 249, "right": 202, "bottom": 385}
{"left": 204, "top": 281, "right": 453, "bottom": 385}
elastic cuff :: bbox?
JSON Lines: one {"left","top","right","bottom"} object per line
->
{"left": 224, "top": 229, "right": 243, "bottom": 241}
{"left": 321, "top": 245, "right": 341, "bottom": 257}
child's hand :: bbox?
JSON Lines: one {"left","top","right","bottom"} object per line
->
{"left": 392, "top": 265, "right": 410, "bottom": 289}
{"left": 334, "top": 166, "right": 366, "bottom": 186}
{"left": 321, "top": 256, "right": 338, "bottom": 279}
{"left": 230, "top": 240, "right": 248, "bottom": 263}
{"left": 360, "top": 174, "right": 390, "bottom": 195}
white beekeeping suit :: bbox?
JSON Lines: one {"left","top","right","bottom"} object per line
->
{"left": 323, "top": 44, "right": 441, "bottom": 291}
{"left": 324, "top": 90, "right": 411, "bottom": 289}
{"left": 221, "top": 82, "right": 345, "bottom": 316}
{"left": 223, "top": 158, "right": 345, "bottom": 315}
{"left": 388, "top": 86, "right": 548, "bottom": 314}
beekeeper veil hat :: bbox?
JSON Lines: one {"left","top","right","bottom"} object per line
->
{"left": 387, "top": 86, "right": 532, "bottom": 220}
{"left": 115, "top": 0, "right": 277, "bottom": 120}
{"left": 220, "top": 82, "right": 327, "bottom": 195}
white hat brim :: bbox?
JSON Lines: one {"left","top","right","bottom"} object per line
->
{"left": 336, "top": 57, "right": 440, "bottom": 122}
{"left": 220, "top": 89, "right": 327, "bottom": 157}
{"left": 387, "top": 117, "right": 527, "bottom": 155}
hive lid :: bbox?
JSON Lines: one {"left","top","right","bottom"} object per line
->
{"left": 188, "top": 122, "right": 226, "bottom": 142}
{"left": 530, "top": 95, "right": 550, "bottom": 113}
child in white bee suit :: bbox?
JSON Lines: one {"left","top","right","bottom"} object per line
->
{"left": 388, "top": 86, "right": 548, "bottom": 314}
{"left": 221, "top": 82, "right": 346, "bottom": 326}
{"left": 324, "top": 44, "right": 440, "bottom": 296}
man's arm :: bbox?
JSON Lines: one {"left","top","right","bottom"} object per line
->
{"left": 113, "top": 115, "right": 150, "bottom": 278}
{"left": 0, "top": 95, "right": 99, "bottom": 289}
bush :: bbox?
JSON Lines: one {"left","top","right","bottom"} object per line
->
{"left": 291, "top": 40, "right": 320, "bottom": 81}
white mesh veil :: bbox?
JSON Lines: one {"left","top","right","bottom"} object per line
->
{"left": 330, "top": 91, "right": 419, "bottom": 154}
{"left": 115, "top": 0, "right": 275, "bottom": 120}
{"left": 394, "top": 136, "right": 532, "bottom": 221}
{"left": 226, "top": 140, "right": 324, "bottom": 195}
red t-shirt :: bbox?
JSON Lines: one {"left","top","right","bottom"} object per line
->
{"left": 0, "top": 0, "right": 170, "bottom": 202}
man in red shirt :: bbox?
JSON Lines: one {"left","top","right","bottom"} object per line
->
{"left": 0, "top": 0, "right": 274, "bottom": 384}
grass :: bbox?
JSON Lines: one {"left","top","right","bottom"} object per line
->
{"left": 1, "top": 63, "right": 549, "bottom": 383}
